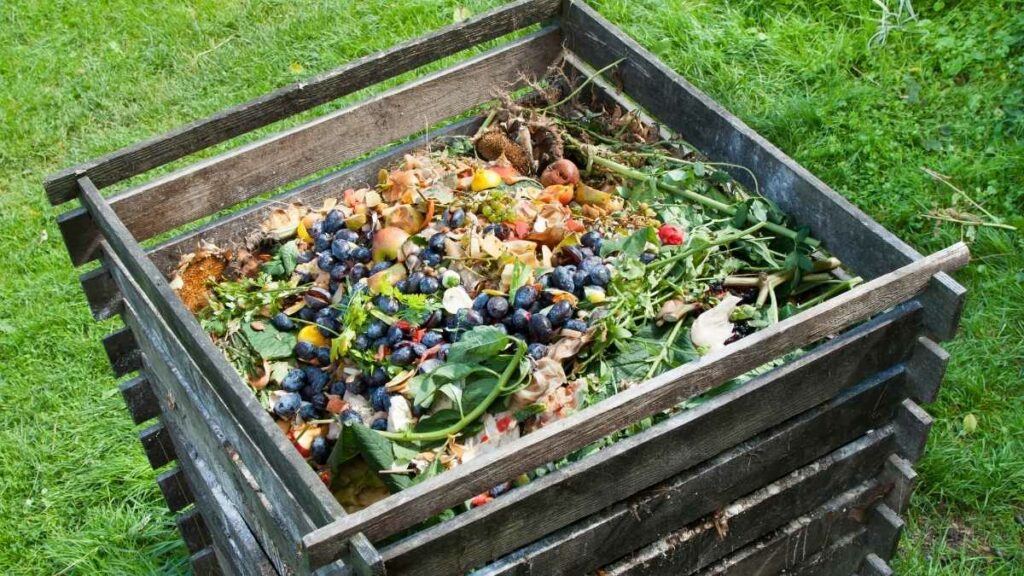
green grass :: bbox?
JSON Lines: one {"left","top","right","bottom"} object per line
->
{"left": 0, "top": 0, "right": 1020, "bottom": 574}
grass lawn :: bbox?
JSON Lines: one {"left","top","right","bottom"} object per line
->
{"left": 0, "top": 0, "right": 1020, "bottom": 573}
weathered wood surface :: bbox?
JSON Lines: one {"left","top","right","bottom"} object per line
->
{"left": 58, "top": 27, "right": 562, "bottom": 267}
{"left": 880, "top": 454, "right": 918, "bottom": 515}
{"left": 695, "top": 481, "right": 882, "bottom": 576}
{"left": 78, "top": 177, "right": 352, "bottom": 526}
{"left": 76, "top": 117, "right": 483, "bottom": 315}
{"left": 389, "top": 302, "right": 922, "bottom": 576}
{"left": 561, "top": 0, "right": 966, "bottom": 341}
{"left": 788, "top": 527, "right": 868, "bottom": 576}
{"left": 79, "top": 265, "right": 121, "bottom": 320}
{"left": 865, "top": 504, "right": 904, "bottom": 563}
{"left": 118, "top": 375, "right": 159, "bottom": 425}
{"left": 894, "top": 399, "right": 933, "bottom": 463}
{"left": 176, "top": 508, "right": 213, "bottom": 554}
{"left": 602, "top": 425, "right": 896, "bottom": 575}
{"left": 156, "top": 466, "right": 194, "bottom": 513}
{"left": 102, "top": 327, "right": 142, "bottom": 377}
{"left": 119, "top": 292, "right": 312, "bottom": 572}
{"left": 305, "top": 244, "right": 966, "bottom": 567}
{"left": 189, "top": 548, "right": 223, "bottom": 576}
{"left": 42, "top": 0, "right": 562, "bottom": 205}
{"left": 138, "top": 421, "right": 175, "bottom": 469}
{"left": 170, "top": 430, "right": 277, "bottom": 576}
{"left": 472, "top": 363, "right": 909, "bottom": 576}
{"left": 861, "top": 552, "right": 895, "bottom": 576}
{"left": 906, "top": 337, "right": 949, "bottom": 405}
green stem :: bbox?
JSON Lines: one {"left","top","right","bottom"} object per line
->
{"left": 378, "top": 340, "right": 527, "bottom": 442}
{"left": 651, "top": 222, "right": 768, "bottom": 270}
{"left": 569, "top": 138, "right": 819, "bottom": 248}
{"left": 797, "top": 277, "right": 864, "bottom": 310}
{"left": 645, "top": 320, "right": 683, "bottom": 380}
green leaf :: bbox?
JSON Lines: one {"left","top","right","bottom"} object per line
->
{"left": 608, "top": 324, "right": 698, "bottom": 382}
{"left": 513, "top": 403, "right": 546, "bottom": 422}
{"left": 351, "top": 424, "right": 411, "bottom": 491}
{"left": 601, "top": 226, "right": 657, "bottom": 258}
{"left": 462, "top": 376, "right": 499, "bottom": 414}
{"left": 411, "top": 456, "right": 444, "bottom": 485}
{"left": 447, "top": 326, "right": 509, "bottom": 364}
{"left": 413, "top": 409, "right": 461, "bottom": 434}
{"left": 261, "top": 240, "right": 300, "bottom": 278}
{"left": 328, "top": 423, "right": 359, "bottom": 476}
{"left": 508, "top": 260, "right": 529, "bottom": 297}
{"left": 241, "top": 323, "right": 296, "bottom": 360}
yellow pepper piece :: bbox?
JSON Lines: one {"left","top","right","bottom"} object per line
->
{"left": 297, "top": 220, "right": 313, "bottom": 243}
{"left": 297, "top": 324, "right": 329, "bottom": 348}
{"left": 471, "top": 168, "right": 502, "bottom": 192}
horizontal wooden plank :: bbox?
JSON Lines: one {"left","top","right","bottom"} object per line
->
{"left": 43, "top": 0, "right": 562, "bottom": 205}
{"left": 76, "top": 178, "right": 353, "bottom": 531}
{"left": 602, "top": 425, "right": 896, "bottom": 575}
{"left": 305, "top": 244, "right": 966, "bottom": 567}
{"left": 118, "top": 375, "right": 159, "bottom": 425}
{"left": 189, "top": 547, "right": 222, "bottom": 576}
{"left": 58, "top": 26, "right": 562, "bottom": 266}
{"left": 76, "top": 116, "right": 483, "bottom": 312}
{"left": 695, "top": 482, "right": 882, "bottom": 576}
{"left": 138, "top": 421, "right": 175, "bottom": 469}
{"left": 789, "top": 527, "right": 868, "bottom": 576}
{"left": 391, "top": 303, "right": 922, "bottom": 576}
{"left": 102, "top": 327, "right": 142, "bottom": 377}
{"left": 561, "top": 1, "right": 967, "bottom": 341}
{"left": 79, "top": 265, "right": 121, "bottom": 320}
{"left": 156, "top": 466, "right": 194, "bottom": 513}
{"left": 176, "top": 508, "right": 213, "bottom": 554}
{"left": 473, "top": 363, "right": 909, "bottom": 576}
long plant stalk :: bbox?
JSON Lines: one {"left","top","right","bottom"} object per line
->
{"left": 568, "top": 137, "right": 819, "bottom": 248}
{"left": 378, "top": 340, "right": 527, "bottom": 443}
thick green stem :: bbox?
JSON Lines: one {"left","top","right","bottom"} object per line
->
{"left": 571, "top": 139, "right": 819, "bottom": 248}
{"left": 651, "top": 222, "right": 768, "bottom": 270}
{"left": 378, "top": 340, "right": 527, "bottom": 443}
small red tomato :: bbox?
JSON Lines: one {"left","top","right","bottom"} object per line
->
{"left": 470, "top": 493, "right": 494, "bottom": 507}
{"left": 658, "top": 224, "right": 685, "bottom": 246}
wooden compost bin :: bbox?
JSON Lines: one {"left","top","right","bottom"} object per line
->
{"left": 47, "top": 1, "right": 969, "bottom": 574}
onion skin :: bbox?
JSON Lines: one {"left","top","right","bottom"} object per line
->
{"left": 540, "top": 159, "right": 580, "bottom": 187}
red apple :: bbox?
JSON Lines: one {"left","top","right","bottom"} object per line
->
{"left": 540, "top": 159, "right": 580, "bottom": 187}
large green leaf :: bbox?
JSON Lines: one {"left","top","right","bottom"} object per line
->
{"left": 241, "top": 323, "right": 296, "bottom": 360}
{"left": 447, "top": 326, "right": 509, "bottom": 364}
{"left": 350, "top": 424, "right": 411, "bottom": 491}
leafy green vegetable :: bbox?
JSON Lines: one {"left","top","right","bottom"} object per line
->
{"left": 447, "top": 326, "right": 510, "bottom": 364}
{"left": 260, "top": 240, "right": 299, "bottom": 278}
{"left": 241, "top": 323, "right": 296, "bottom": 360}
{"left": 349, "top": 423, "right": 411, "bottom": 491}
{"left": 600, "top": 226, "right": 657, "bottom": 258}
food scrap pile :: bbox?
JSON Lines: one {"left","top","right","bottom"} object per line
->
{"left": 177, "top": 89, "right": 861, "bottom": 516}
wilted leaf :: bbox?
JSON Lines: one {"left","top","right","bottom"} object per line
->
{"left": 963, "top": 413, "right": 978, "bottom": 434}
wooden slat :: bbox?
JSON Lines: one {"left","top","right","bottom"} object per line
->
{"left": 388, "top": 303, "right": 921, "bottom": 576}
{"left": 102, "top": 327, "right": 142, "bottom": 377}
{"left": 176, "top": 508, "right": 213, "bottom": 554}
{"left": 695, "top": 481, "right": 882, "bottom": 576}
{"left": 905, "top": 336, "right": 949, "bottom": 404}
{"left": 560, "top": 1, "right": 967, "bottom": 342}
{"left": 861, "top": 552, "right": 895, "bottom": 576}
{"left": 894, "top": 399, "right": 933, "bottom": 463}
{"left": 304, "top": 244, "right": 966, "bottom": 567}
{"left": 189, "top": 548, "right": 223, "bottom": 576}
{"left": 76, "top": 116, "right": 482, "bottom": 310}
{"left": 601, "top": 426, "right": 896, "bottom": 575}
{"left": 79, "top": 265, "right": 121, "bottom": 320}
{"left": 42, "top": 0, "right": 562, "bottom": 205}
{"left": 58, "top": 27, "right": 562, "bottom": 266}
{"left": 120, "top": 298, "right": 313, "bottom": 573}
{"left": 156, "top": 466, "right": 194, "bottom": 513}
{"left": 788, "top": 528, "right": 869, "bottom": 576}
{"left": 473, "top": 364, "right": 909, "bottom": 576}
{"left": 118, "top": 375, "right": 159, "bottom": 425}
{"left": 138, "top": 421, "right": 175, "bottom": 469}
{"left": 880, "top": 454, "right": 918, "bottom": 514}
{"left": 175, "top": 438, "right": 276, "bottom": 576}
{"left": 76, "top": 178, "right": 355, "bottom": 536}
{"left": 865, "top": 504, "right": 904, "bottom": 563}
